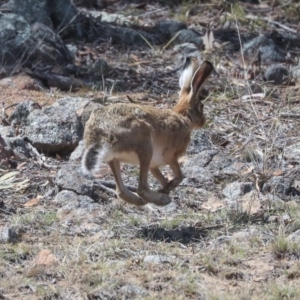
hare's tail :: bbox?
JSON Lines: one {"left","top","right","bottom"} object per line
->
{"left": 81, "top": 145, "right": 100, "bottom": 175}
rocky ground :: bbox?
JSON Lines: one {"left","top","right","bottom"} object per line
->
{"left": 1, "top": 1, "right": 300, "bottom": 299}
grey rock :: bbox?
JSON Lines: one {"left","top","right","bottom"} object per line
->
{"left": 91, "top": 230, "right": 115, "bottom": 240}
{"left": 264, "top": 64, "right": 290, "bottom": 85}
{"left": 43, "top": 187, "right": 58, "bottom": 199}
{"left": 182, "top": 167, "right": 214, "bottom": 186}
{"left": 146, "top": 201, "right": 177, "bottom": 213}
{"left": 54, "top": 190, "right": 79, "bottom": 206}
{"left": 3, "top": 136, "right": 30, "bottom": 159}
{"left": 261, "top": 193, "right": 284, "bottom": 204}
{"left": 69, "top": 140, "right": 85, "bottom": 161}
{"left": 184, "top": 150, "right": 218, "bottom": 170}
{"left": 52, "top": 97, "right": 88, "bottom": 112}
{"left": 173, "top": 43, "right": 203, "bottom": 67}
{"left": 56, "top": 194, "right": 101, "bottom": 223}
{"left": 288, "top": 229, "right": 300, "bottom": 243}
{"left": 209, "top": 154, "right": 232, "bottom": 171}
{"left": 89, "top": 11, "right": 133, "bottom": 25}
{"left": 24, "top": 102, "right": 83, "bottom": 153}
{"left": 0, "top": 134, "right": 14, "bottom": 167}
{"left": 187, "top": 131, "right": 213, "bottom": 154}
{"left": 144, "top": 254, "right": 176, "bottom": 264}
{"left": 88, "top": 288, "right": 116, "bottom": 300}
{"left": 241, "top": 82, "right": 263, "bottom": 96}
{"left": 0, "top": 226, "right": 20, "bottom": 243}
{"left": 0, "top": 12, "right": 31, "bottom": 65}
{"left": 0, "top": 125, "right": 16, "bottom": 137}
{"left": 79, "top": 101, "right": 102, "bottom": 126}
{"left": 12, "top": 0, "right": 51, "bottom": 27}
{"left": 243, "top": 36, "right": 285, "bottom": 63}
{"left": 291, "top": 64, "right": 300, "bottom": 84}
{"left": 174, "top": 29, "right": 202, "bottom": 46}
{"left": 284, "top": 142, "right": 300, "bottom": 161}
{"left": 222, "top": 161, "right": 248, "bottom": 176}
{"left": 154, "top": 20, "right": 187, "bottom": 39}
{"left": 262, "top": 176, "right": 294, "bottom": 195}
{"left": 8, "top": 100, "right": 41, "bottom": 126}
{"left": 55, "top": 164, "right": 94, "bottom": 196}
{"left": 77, "top": 222, "right": 101, "bottom": 234}
{"left": 223, "top": 181, "right": 253, "bottom": 201}
{"left": 215, "top": 235, "right": 232, "bottom": 245}
{"left": 119, "top": 284, "right": 149, "bottom": 298}
{"left": 232, "top": 227, "right": 261, "bottom": 241}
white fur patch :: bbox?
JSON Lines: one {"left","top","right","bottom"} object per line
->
{"left": 81, "top": 144, "right": 112, "bottom": 175}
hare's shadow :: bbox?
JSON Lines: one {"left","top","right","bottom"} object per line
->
{"left": 137, "top": 226, "right": 208, "bottom": 244}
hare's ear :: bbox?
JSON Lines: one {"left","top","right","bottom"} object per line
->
{"left": 190, "top": 60, "right": 214, "bottom": 98}
{"left": 179, "top": 57, "right": 198, "bottom": 94}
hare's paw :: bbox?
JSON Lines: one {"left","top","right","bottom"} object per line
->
{"left": 117, "top": 190, "right": 146, "bottom": 206}
{"left": 139, "top": 190, "right": 171, "bottom": 206}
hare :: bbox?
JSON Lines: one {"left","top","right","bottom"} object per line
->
{"left": 82, "top": 58, "right": 215, "bottom": 206}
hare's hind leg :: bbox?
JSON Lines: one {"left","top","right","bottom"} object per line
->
{"left": 151, "top": 160, "right": 184, "bottom": 194}
{"left": 108, "top": 160, "right": 145, "bottom": 206}
{"left": 136, "top": 146, "right": 171, "bottom": 207}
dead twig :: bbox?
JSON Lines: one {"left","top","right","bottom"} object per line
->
{"left": 94, "top": 181, "right": 117, "bottom": 196}
{"left": 96, "top": 179, "right": 137, "bottom": 193}
{"left": 26, "top": 143, "right": 58, "bottom": 169}
{"left": 1, "top": 102, "right": 19, "bottom": 125}
{"left": 280, "top": 113, "right": 300, "bottom": 119}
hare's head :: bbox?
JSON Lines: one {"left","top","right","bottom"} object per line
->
{"left": 174, "top": 58, "right": 215, "bottom": 129}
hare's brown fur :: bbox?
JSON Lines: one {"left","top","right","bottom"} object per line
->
{"left": 82, "top": 60, "right": 215, "bottom": 206}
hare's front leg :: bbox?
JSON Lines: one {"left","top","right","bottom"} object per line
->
{"left": 108, "top": 160, "right": 145, "bottom": 206}
{"left": 136, "top": 137, "right": 171, "bottom": 206}
{"left": 151, "top": 160, "right": 184, "bottom": 194}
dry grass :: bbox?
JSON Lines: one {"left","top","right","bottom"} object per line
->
{"left": 1, "top": 0, "right": 300, "bottom": 299}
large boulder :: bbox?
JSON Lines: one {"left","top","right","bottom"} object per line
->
{"left": 23, "top": 99, "right": 84, "bottom": 154}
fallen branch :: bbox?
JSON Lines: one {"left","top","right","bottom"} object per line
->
{"left": 246, "top": 15, "right": 298, "bottom": 34}
{"left": 26, "top": 143, "right": 58, "bottom": 169}
{"left": 1, "top": 102, "right": 19, "bottom": 125}
{"left": 96, "top": 179, "right": 137, "bottom": 193}
{"left": 280, "top": 113, "right": 300, "bottom": 119}
{"left": 94, "top": 181, "right": 117, "bottom": 196}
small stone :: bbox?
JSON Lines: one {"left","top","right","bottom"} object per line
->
{"left": 8, "top": 100, "right": 41, "bottom": 125}
{"left": 144, "top": 255, "right": 176, "bottom": 264}
{"left": 284, "top": 142, "right": 300, "bottom": 161}
{"left": 222, "top": 161, "right": 248, "bottom": 176}
{"left": 223, "top": 181, "right": 253, "bottom": 201}
{"left": 187, "top": 132, "right": 214, "bottom": 154}
{"left": 69, "top": 140, "right": 85, "bottom": 161}
{"left": 145, "top": 201, "right": 177, "bottom": 213}
{"left": 262, "top": 176, "right": 294, "bottom": 195}
{"left": 288, "top": 230, "right": 300, "bottom": 243}
{"left": 119, "top": 284, "right": 149, "bottom": 298}
{"left": 282, "top": 214, "right": 291, "bottom": 223}
{"left": 77, "top": 222, "right": 101, "bottom": 234}
{"left": 215, "top": 235, "right": 232, "bottom": 244}
{"left": 232, "top": 227, "right": 260, "bottom": 241}
{"left": 54, "top": 190, "right": 80, "bottom": 206}
{"left": 55, "top": 164, "right": 94, "bottom": 197}
{"left": 261, "top": 193, "right": 284, "bottom": 205}
{"left": 185, "top": 150, "right": 218, "bottom": 169}
{"left": 264, "top": 64, "right": 290, "bottom": 85}
{"left": 0, "top": 226, "right": 20, "bottom": 243}
{"left": 174, "top": 29, "right": 203, "bottom": 46}
{"left": 243, "top": 36, "right": 285, "bottom": 63}
{"left": 33, "top": 249, "right": 58, "bottom": 267}
{"left": 89, "top": 230, "right": 115, "bottom": 242}
{"left": 268, "top": 216, "right": 279, "bottom": 223}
